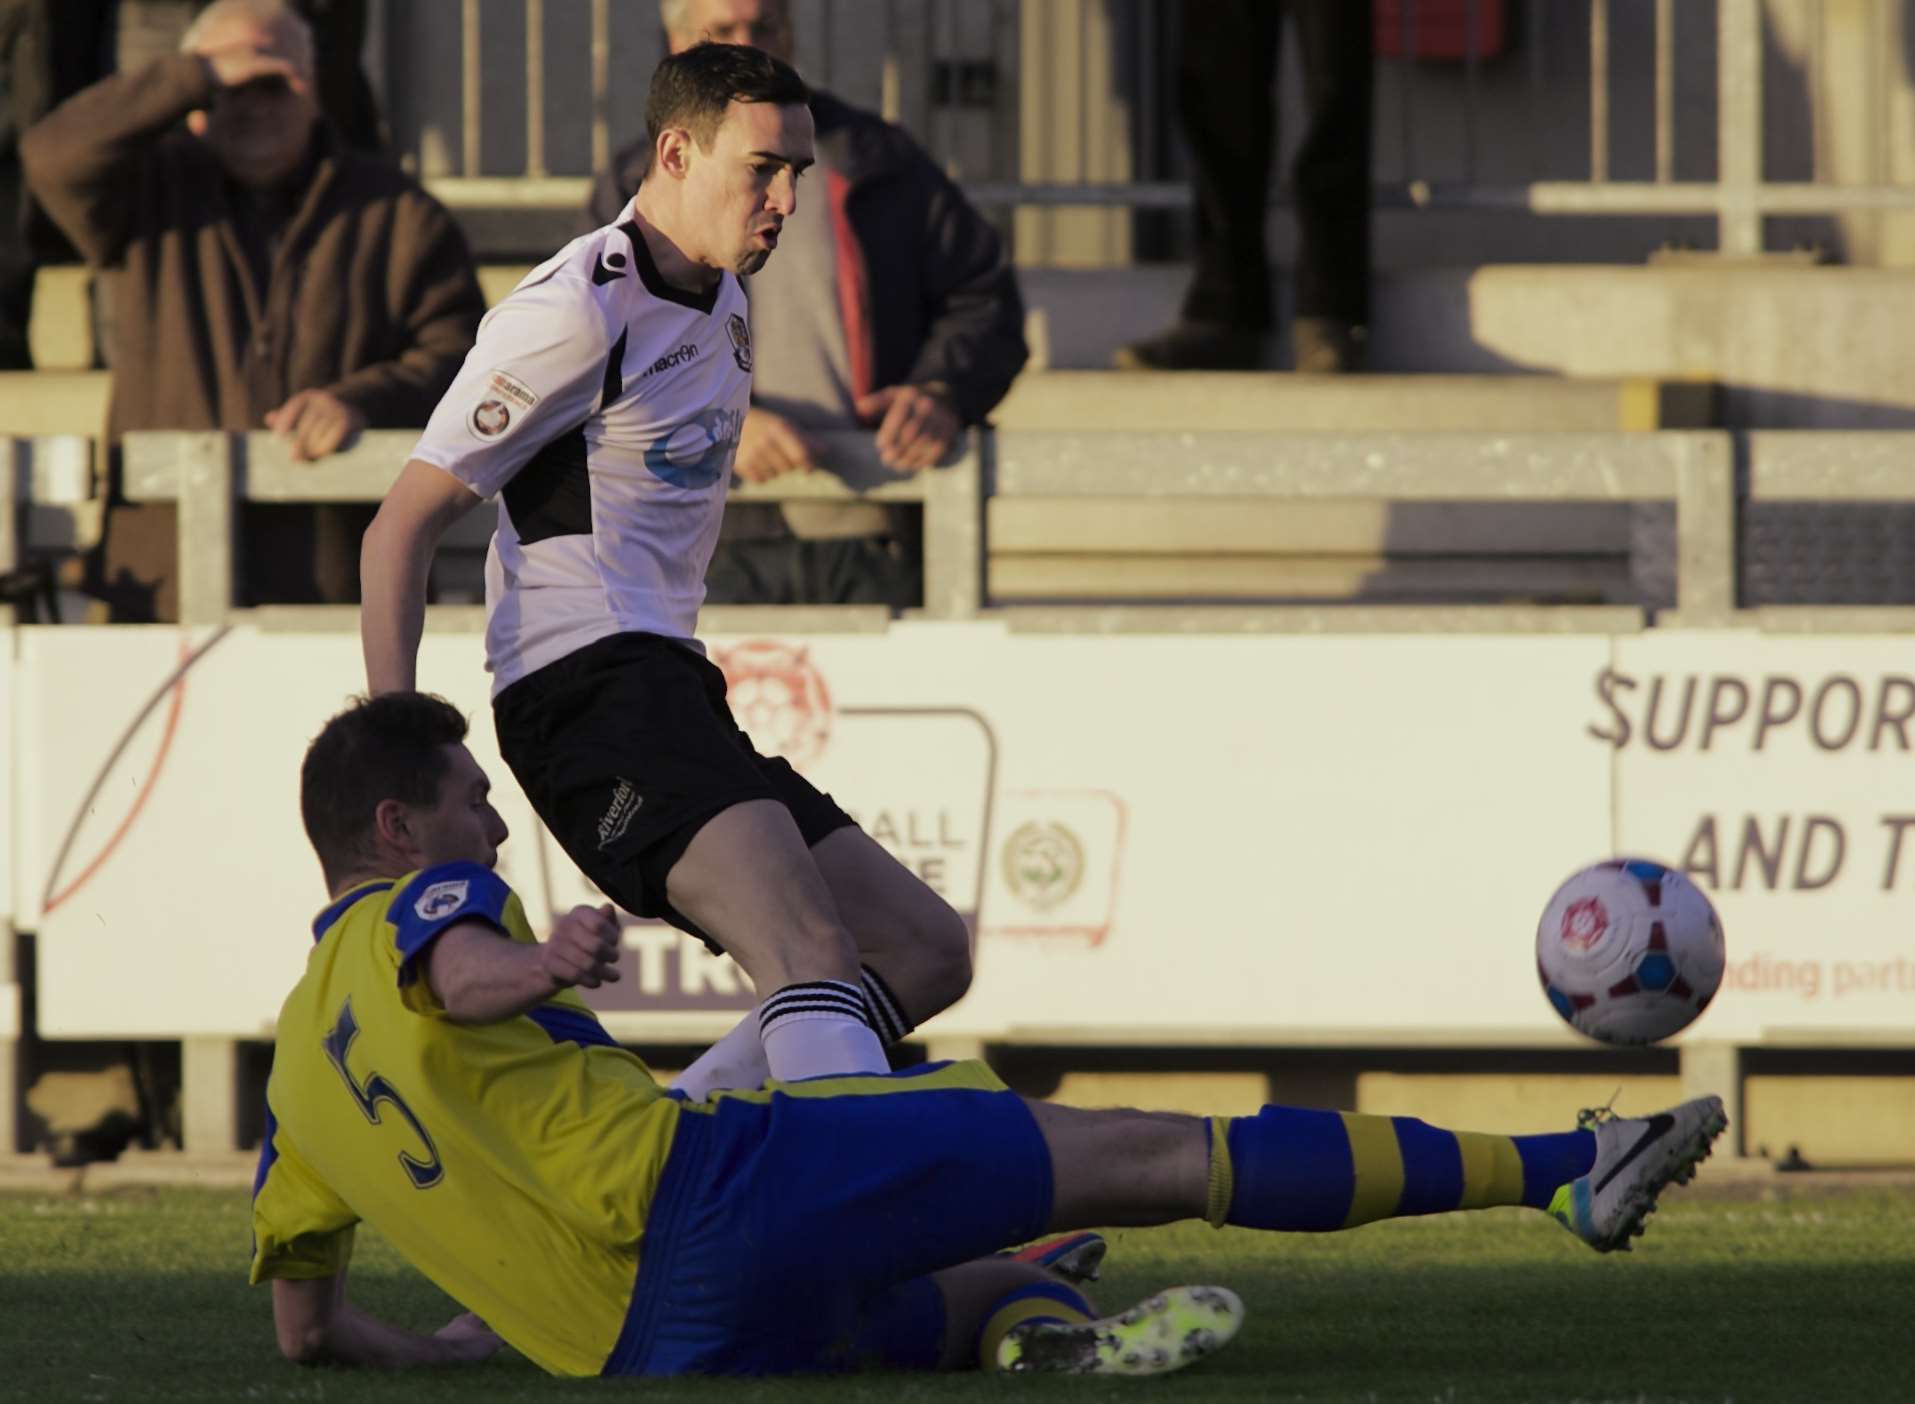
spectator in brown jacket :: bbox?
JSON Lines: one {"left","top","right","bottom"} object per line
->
{"left": 21, "top": 0, "right": 483, "bottom": 622}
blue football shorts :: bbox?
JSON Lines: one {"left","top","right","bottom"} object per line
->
{"left": 604, "top": 1061, "right": 1053, "bottom": 1375}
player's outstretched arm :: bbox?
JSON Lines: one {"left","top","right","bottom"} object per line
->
{"left": 424, "top": 905, "right": 623, "bottom": 1024}
{"left": 273, "top": 1274, "right": 500, "bottom": 1370}
{"left": 361, "top": 459, "right": 485, "bottom": 694}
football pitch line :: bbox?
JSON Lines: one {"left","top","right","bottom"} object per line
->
{"left": 1, "top": 1185, "right": 1908, "bottom": 1402}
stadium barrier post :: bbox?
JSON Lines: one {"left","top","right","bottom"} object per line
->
{"left": 1, "top": 440, "right": 17, "bottom": 1154}
{"left": 175, "top": 432, "right": 238, "bottom": 628}
{"left": 0, "top": 917, "right": 15, "bottom": 1156}
{"left": 1715, "top": 0, "right": 1764, "bottom": 257}
{"left": 181, "top": 1035, "right": 241, "bottom": 1158}
{"left": 921, "top": 427, "right": 984, "bottom": 619}
{"left": 1672, "top": 431, "right": 1737, "bottom": 623}
{"left": 1680, "top": 1041, "right": 1745, "bottom": 1159}
{"left": 163, "top": 431, "right": 244, "bottom": 1152}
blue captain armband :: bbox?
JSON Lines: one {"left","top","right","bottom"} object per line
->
{"left": 389, "top": 862, "right": 514, "bottom": 984}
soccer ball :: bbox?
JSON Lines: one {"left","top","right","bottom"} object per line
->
{"left": 1535, "top": 858, "right": 1726, "bottom": 1046}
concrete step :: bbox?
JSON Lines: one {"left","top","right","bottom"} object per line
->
{"left": 21, "top": 265, "right": 543, "bottom": 372}
{"left": 0, "top": 370, "right": 109, "bottom": 437}
{"left": 0, "top": 365, "right": 1707, "bottom": 443}
{"left": 990, "top": 498, "right": 1632, "bottom": 555}
{"left": 991, "top": 369, "right": 1714, "bottom": 432}
{"left": 32, "top": 255, "right": 1915, "bottom": 436}
{"left": 990, "top": 553, "right": 1631, "bottom": 603}
{"left": 24, "top": 266, "right": 95, "bottom": 371}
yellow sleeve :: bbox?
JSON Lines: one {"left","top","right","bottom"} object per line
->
{"left": 502, "top": 892, "right": 538, "bottom": 945}
{"left": 249, "top": 1124, "right": 359, "bottom": 1285}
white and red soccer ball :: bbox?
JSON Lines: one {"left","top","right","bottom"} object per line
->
{"left": 1535, "top": 858, "right": 1726, "bottom": 1046}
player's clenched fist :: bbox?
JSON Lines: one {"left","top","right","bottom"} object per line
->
{"left": 540, "top": 904, "right": 623, "bottom": 990}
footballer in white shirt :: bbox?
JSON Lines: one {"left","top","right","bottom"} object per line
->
{"left": 360, "top": 43, "right": 967, "bottom": 1093}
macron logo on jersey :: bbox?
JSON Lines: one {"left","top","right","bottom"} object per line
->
{"left": 638, "top": 343, "right": 699, "bottom": 382}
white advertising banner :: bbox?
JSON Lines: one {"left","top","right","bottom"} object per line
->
{"left": 0, "top": 631, "right": 12, "bottom": 926}
{"left": 12, "top": 622, "right": 1909, "bottom": 1045}
{"left": 1603, "top": 633, "right": 1915, "bottom": 1038}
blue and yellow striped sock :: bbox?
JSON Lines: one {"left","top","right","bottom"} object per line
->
{"left": 1203, "top": 1108, "right": 1596, "bottom": 1231}
{"left": 976, "top": 1282, "right": 1095, "bottom": 1371}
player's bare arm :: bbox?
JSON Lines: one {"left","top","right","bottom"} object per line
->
{"left": 424, "top": 904, "right": 623, "bottom": 1024}
{"left": 272, "top": 1273, "right": 500, "bottom": 1369}
{"left": 361, "top": 459, "right": 484, "bottom": 694}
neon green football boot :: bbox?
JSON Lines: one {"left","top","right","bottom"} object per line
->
{"left": 994, "top": 1285, "right": 1244, "bottom": 1376}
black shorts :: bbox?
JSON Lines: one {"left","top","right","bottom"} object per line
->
{"left": 492, "top": 631, "right": 857, "bottom": 948}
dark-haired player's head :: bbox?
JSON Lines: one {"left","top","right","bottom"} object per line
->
{"left": 300, "top": 693, "right": 509, "bottom": 891}
{"left": 641, "top": 41, "right": 813, "bottom": 275}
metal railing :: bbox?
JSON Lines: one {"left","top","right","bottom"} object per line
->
{"left": 397, "top": 0, "right": 1915, "bottom": 258}
{"left": 0, "top": 427, "right": 1748, "bottom": 632}
{"left": 13, "top": 427, "right": 1915, "bottom": 633}
{"left": 114, "top": 430, "right": 983, "bottom": 628}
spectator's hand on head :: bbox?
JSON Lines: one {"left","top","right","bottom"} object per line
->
{"left": 194, "top": 36, "right": 300, "bottom": 92}
{"left": 540, "top": 904, "right": 623, "bottom": 992}
{"left": 856, "top": 384, "right": 959, "bottom": 472}
{"left": 434, "top": 1312, "right": 503, "bottom": 1364}
{"left": 733, "top": 407, "right": 817, "bottom": 484}
{"left": 266, "top": 390, "right": 366, "bottom": 462}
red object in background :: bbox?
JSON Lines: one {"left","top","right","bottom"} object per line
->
{"left": 1374, "top": 0, "right": 1510, "bottom": 60}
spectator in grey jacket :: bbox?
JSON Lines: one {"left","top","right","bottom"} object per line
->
{"left": 586, "top": 0, "right": 1025, "bottom": 608}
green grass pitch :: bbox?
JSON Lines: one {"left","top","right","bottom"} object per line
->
{"left": 2, "top": 1183, "right": 1907, "bottom": 1402}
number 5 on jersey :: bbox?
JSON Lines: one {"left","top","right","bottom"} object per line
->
{"left": 322, "top": 998, "right": 445, "bottom": 1189}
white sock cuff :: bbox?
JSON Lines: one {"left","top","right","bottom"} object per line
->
{"left": 758, "top": 979, "right": 873, "bottom": 1035}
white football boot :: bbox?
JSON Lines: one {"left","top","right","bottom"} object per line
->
{"left": 1549, "top": 1095, "right": 1728, "bottom": 1252}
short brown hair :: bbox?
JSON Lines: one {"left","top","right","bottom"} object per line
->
{"left": 645, "top": 40, "right": 808, "bottom": 152}
{"left": 300, "top": 693, "right": 468, "bottom": 885}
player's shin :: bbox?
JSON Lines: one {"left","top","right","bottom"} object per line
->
{"left": 1205, "top": 1107, "right": 1597, "bottom": 1231}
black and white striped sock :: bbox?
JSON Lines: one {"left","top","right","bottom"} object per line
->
{"left": 756, "top": 979, "right": 888, "bottom": 1080}
{"left": 860, "top": 964, "right": 916, "bottom": 1046}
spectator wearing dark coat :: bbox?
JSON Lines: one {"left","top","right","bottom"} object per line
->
{"left": 21, "top": 0, "right": 482, "bottom": 621}
{"left": 1118, "top": 0, "right": 1372, "bottom": 373}
{"left": 0, "top": 0, "right": 116, "bottom": 369}
{"left": 586, "top": 0, "right": 1026, "bottom": 608}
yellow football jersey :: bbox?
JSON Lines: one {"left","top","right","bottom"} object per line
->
{"left": 250, "top": 862, "right": 681, "bottom": 1377}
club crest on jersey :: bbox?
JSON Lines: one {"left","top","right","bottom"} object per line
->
{"left": 414, "top": 879, "right": 470, "bottom": 920}
{"left": 471, "top": 399, "right": 511, "bottom": 437}
{"left": 727, "top": 313, "right": 753, "bottom": 372}
{"left": 467, "top": 369, "right": 540, "bottom": 442}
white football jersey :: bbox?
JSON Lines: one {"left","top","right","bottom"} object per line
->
{"left": 409, "top": 209, "right": 753, "bottom": 693}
